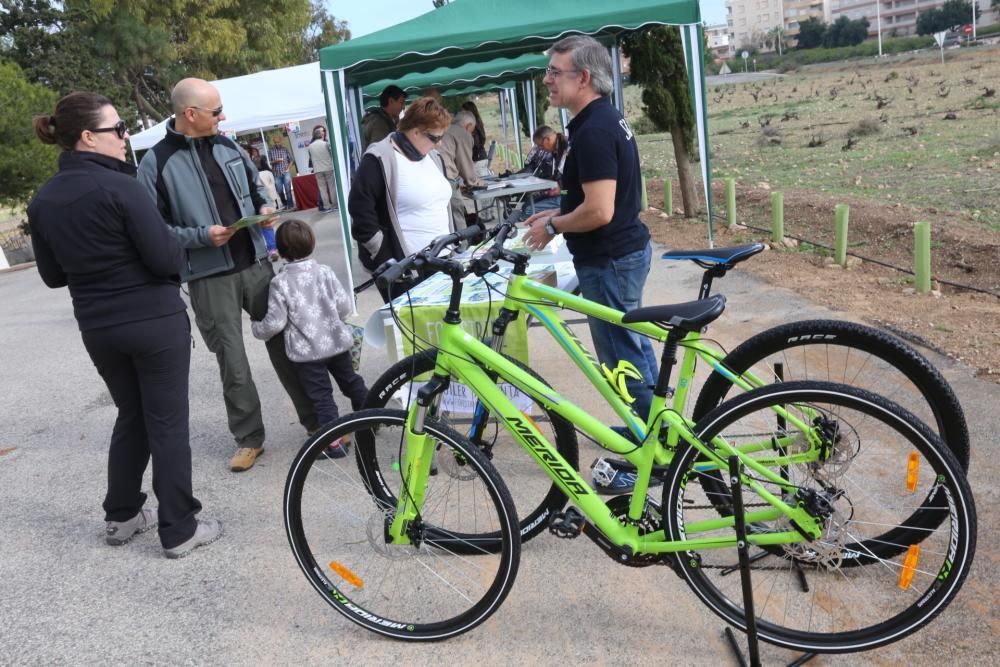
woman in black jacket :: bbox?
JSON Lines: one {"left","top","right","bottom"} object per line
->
{"left": 28, "top": 92, "right": 219, "bottom": 558}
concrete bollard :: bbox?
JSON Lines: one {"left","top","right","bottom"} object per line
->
{"left": 835, "top": 204, "right": 850, "bottom": 267}
{"left": 914, "top": 221, "right": 931, "bottom": 293}
{"left": 771, "top": 192, "right": 784, "bottom": 244}
{"left": 726, "top": 177, "right": 736, "bottom": 228}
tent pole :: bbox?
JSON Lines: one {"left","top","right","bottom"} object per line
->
{"left": 258, "top": 129, "right": 270, "bottom": 167}
{"left": 681, "top": 24, "right": 714, "bottom": 247}
{"left": 560, "top": 109, "right": 570, "bottom": 137}
{"left": 509, "top": 87, "right": 523, "bottom": 166}
{"left": 611, "top": 43, "right": 625, "bottom": 114}
{"left": 322, "top": 68, "right": 358, "bottom": 311}
{"left": 499, "top": 90, "right": 510, "bottom": 171}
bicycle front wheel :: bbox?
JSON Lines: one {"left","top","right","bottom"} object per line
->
{"left": 664, "top": 382, "right": 976, "bottom": 653}
{"left": 284, "top": 409, "right": 521, "bottom": 641}
{"left": 692, "top": 319, "right": 969, "bottom": 470}
{"left": 364, "top": 349, "right": 579, "bottom": 547}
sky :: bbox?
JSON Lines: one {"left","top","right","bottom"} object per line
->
{"left": 331, "top": 0, "right": 728, "bottom": 39}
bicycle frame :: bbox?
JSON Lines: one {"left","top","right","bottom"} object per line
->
{"left": 488, "top": 272, "right": 810, "bottom": 465}
{"left": 387, "top": 277, "right": 825, "bottom": 556}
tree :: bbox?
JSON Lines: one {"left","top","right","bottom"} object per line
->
{"left": 916, "top": 0, "right": 980, "bottom": 35}
{"left": 817, "top": 16, "right": 869, "bottom": 48}
{"left": 0, "top": 59, "right": 58, "bottom": 206}
{"left": 1, "top": 0, "right": 352, "bottom": 128}
{"left": 767, "top": 25, "right": 786, "bottom": 55}
{"left": 622, "top": 26, "right": 699, "bottom": 217}
{"left": 795, "top": 17, "right": 826, "bottom": 49}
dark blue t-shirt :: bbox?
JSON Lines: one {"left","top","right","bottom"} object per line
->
{"left": 560, "top": 96, "right": 649, "bottom": 266}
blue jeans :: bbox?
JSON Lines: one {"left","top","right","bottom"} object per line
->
{"left": 274, "top": 171, "right": 293, "bottom": 208}
{"left": 262, "top": 227, "right": 277, "bottom": 252}
{"left": 519, "top": 195, "right": 560, "bottom": 221}
{"left": 574, "top": 244, "right": 659, "bottom": 425}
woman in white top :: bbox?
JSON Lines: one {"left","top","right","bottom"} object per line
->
{"left": 348, "top": 96, "right": 454, "bottom": 302}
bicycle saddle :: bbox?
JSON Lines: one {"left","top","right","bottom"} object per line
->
{"left": 621, "top": 294, "right": 726, "bottom": 332}
{"left": 661, "top": 243, "right": 764, "bottom": 269}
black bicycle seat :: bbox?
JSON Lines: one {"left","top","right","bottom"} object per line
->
{"left": 661, "top": 243, "right": 764, "bottom": 268}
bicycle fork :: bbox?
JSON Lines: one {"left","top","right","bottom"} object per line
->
{"left": 386, "top": 374, "right": 451, "bottom": 545}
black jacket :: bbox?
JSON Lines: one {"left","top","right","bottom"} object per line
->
{"left": 28, "top": 151, "right": 185, "bottom": 331}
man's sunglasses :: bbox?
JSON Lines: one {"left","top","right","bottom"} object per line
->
{"left": 191, "top": 106, "right": 224, "bottom": 117}
{"left": 423, "top": 130, "right": 444, "bottom": 144}
{"left": 90, "top": 120, "right": 128, "bottom": 140}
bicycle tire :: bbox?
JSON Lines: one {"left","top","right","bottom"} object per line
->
{"left": 284, "top": 409, "right": 521, "bottom": 641}
{"left": 664, "top": 381, "right": 976, "bottom": 653}
{"left": 692, "top": 319, "right": 969, "bottom": 471}
{"left": 363, "top": 348, "right": 579, "bottom": 547}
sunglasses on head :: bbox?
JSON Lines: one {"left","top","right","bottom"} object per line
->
{"left": 191, "top": 106, "right": 224, "bottom": 117}
{"left": 90, "top": 120, "right": 128, "bottom": 140}
{"left": 423, "top": 130, "right": 444, "bottom": 144}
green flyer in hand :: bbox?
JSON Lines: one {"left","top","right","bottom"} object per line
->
{"left": 228, "top": 213, "right": 276, "bottom": 230}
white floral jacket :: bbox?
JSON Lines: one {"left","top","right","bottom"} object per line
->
{"left": 251, "top": 258, "right": 353, "bottom": 363}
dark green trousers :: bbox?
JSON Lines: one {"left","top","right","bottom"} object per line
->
{"left": 188, "top": 261, "right": 319, "bottom": 447}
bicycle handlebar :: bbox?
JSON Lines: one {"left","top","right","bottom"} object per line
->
{"left": 373, "top": 215, "right": 529, "bottom": 293}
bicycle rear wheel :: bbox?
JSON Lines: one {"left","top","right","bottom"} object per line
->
{"left": 692, "top": 320, "right": 969, "bottom": 470}
{"left": 664, "top": 382, "right": 976, "bottom": 653}
{"left": 284, "top": 409, "right": 521, "bottom": 641}
{"left": 364, "top": 349, "right": 579, "bottom": 547}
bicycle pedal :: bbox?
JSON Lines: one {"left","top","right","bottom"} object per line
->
{"left": 548, "top": 507, "right": 586, "bottom": 538}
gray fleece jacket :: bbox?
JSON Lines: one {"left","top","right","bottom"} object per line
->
{"left": 250, "top": 258, "right": 353, "bottom": 363}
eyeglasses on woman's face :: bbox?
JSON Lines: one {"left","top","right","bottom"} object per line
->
{"left": 90, "top": 120, "right": 128, "bottom": 140}
{"left": 423, "top": 130, "right": 445, "bottom": 144}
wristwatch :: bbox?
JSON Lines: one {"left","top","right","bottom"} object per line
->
{"left": 544, "top": 217, "right": 558, "bottom": 236}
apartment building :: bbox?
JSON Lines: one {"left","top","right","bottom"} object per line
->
{"left": 783, "top": 0, "right": 831, "bottom": 40}
{"left": 726, "top": 0, "right": 785, "bottom": 50}
{"left": 705, "top": 23, "right": 733, "bottom": 57}
{"left": 831, "top": 0, "right": 995, "bottom": 38}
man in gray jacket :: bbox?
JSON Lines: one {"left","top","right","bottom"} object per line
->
{"left": 138, "top": 78, "right": 318, "bottom": 473}
{"left": 437, "top": 110, "right": 485, "bottom": 231}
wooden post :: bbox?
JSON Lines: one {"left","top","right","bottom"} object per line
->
{"left": 835, "top": 204, "right": 850, "bottom": 267}
{"left": 726, "top": 177, "right": 736, "bottom": 228}
{"left": 771, "top": 192, "right": 784, "bottom": 244}
{"left": 914, "top": 221, "right": 931, "bottom": 293}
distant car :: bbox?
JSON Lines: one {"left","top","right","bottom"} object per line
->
{"left": 941, "top": 32, "right": 962, "bottom": 48}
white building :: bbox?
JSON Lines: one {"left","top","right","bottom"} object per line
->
{"left": 726, "top": 0, "right": 785, "bottom": 51}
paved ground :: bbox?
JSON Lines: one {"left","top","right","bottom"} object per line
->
{"left": 1, "top": 210, "right": 996, "bottom": 665}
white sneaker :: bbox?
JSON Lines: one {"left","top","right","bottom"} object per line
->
{"left": 163, "top": 518, "right": 223, "bottom": 559}
{"left": 106, "top": 508, "right": 157, "bottom": 546}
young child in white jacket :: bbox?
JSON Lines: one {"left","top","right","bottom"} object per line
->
{"left": 251, "top": 219, "right": 367, "bottom": 458}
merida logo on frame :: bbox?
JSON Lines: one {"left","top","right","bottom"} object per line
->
{"left": 507, "top": 416, "right": 589, "bottom": 496}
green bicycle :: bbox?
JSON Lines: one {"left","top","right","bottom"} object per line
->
{"left": 359, "top": 220, "right": 969, "bottom": 546}
{"left": 283, "top": 224, "right": 976, "bottom": 651}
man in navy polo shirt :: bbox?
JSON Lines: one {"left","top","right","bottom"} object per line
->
{"left": 524, "top": 35, "right": 659, "bottom": 492}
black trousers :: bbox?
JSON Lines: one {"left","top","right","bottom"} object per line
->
{"left": 293, "top": 351, "right": 369, "bottom": 427}
{"left": 81, "top": 312, "right": 200, "bottom": 549}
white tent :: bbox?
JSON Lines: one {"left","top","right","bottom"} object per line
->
{"left": 128, "top": 62, "right": 327, "bottom": 154}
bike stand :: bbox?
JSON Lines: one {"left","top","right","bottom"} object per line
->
{"left": 721, "top": 456, "right": 818, "bottom": 667}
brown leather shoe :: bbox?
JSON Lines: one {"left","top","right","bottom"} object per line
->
{"left": 230, "top": 446, "right": 264, "bottom": 472}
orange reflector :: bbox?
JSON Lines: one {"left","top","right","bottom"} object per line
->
{"left": 898, "top": 545, "right": 920, "bottom": 590}
{"left": 329, "top": 561, "right": 364, "bottom": 589}
{"left": 906, "top": 452, "right": 920, "bottom": 492}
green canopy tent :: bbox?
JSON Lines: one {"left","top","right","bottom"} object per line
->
{"left": 319, "top": 0, "right": 712, "bottom": 297}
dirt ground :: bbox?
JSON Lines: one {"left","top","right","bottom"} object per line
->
{"left": 643, "top": 178, "right": 1000, "bottom": 382}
